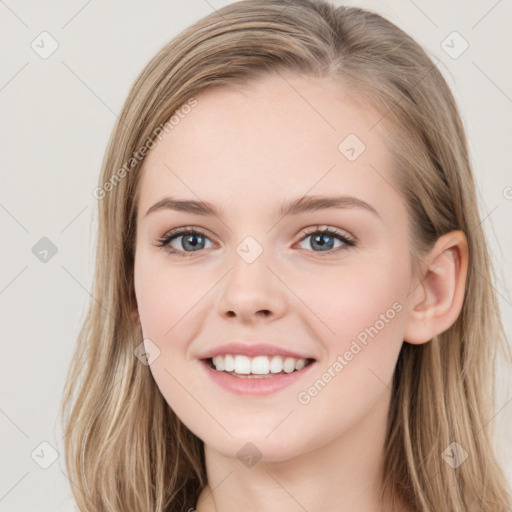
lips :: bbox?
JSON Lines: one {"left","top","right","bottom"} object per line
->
{"left": 199, "top": 357, "right": 317, "bottom": 395}
{"left": 197, "top": 341, "right": 316, "bottom": 361}
{"left": 196, "top": 342, "right": 318, "bottom": 395}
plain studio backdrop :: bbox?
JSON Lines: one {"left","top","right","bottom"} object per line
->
{"left": 0, "top": 1, "right": 511, "bottom": 510}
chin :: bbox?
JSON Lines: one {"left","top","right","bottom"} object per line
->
{"left": 199, "top": 428, "right": 311, "bottom": 464}
{"left": 210, "top": 441, "right": 300, "bottom": 464}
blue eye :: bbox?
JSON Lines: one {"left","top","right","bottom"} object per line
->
{"left": 155, "top": 225, "right": 356, "bottom": 257}
{"left": 297, "top": 225, "right": 356, "bottom": 254}
{"left": 156, "top": 228, "right": 214, "bottom": 257}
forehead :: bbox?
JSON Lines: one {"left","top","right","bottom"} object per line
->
{"left": 137, "top": 72, "right": 399, "bottom": 220}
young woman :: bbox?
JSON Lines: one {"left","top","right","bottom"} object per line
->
{"left": 60, "top": 1, "right": 512, "bottom": 510}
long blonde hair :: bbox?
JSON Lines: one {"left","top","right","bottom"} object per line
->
{"left": 60, "top": 1, "right": 512, "bottom": 510}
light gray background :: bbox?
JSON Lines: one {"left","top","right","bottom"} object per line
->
{"left": 1, "top": 1, "right": 511, "bottom": 510}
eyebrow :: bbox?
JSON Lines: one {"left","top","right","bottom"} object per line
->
{"left": 144, "top": 194, "right": 380, "bottom": 220}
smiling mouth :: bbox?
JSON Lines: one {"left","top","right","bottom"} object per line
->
{"left": 202, "top": 356, "right": 315, "bottom": 379}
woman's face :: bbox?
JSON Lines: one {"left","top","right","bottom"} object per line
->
{"left": 133, "top": 72, "right": 416, "bottom": 461}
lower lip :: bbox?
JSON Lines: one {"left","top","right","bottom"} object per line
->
{"left": 199, "top": 359, "right": 317, "bottom": 396}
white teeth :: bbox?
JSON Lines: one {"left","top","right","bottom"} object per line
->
{"left": 251, "top": 356, "right": 270, "bottom": 375}
{"left": 269, "top": 355, "right": 283, "bottom": 373}
{"left": 212, "top": 355, "right": 224, "bottom": 371}
{"left": 295, "top": 358, "right": 306, "bottom": 371}
{"left": 210, "top": 354, "right": 310, "bottom": 375}
{"left": 283, "top": 357, "right": 296, "bottom": 373}
{"left": 224, "top": 354, "right": 235, "bottom": 372}
{"left": 234, "top": 355, "right": 251, "bottom": 374}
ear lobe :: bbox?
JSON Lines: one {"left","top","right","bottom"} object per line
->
{"left": 403, "top": 231, "right": 468, "bottom": 345}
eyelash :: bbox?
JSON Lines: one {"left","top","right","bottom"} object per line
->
{"left": 155, "top": 225, "right": 357, "bottom": 258}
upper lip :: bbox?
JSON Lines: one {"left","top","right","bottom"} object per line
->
{"left": 198, "top": 342, "right": 316, "bottom": 361}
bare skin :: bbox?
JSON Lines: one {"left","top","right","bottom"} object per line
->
{"left": 133, "top": 72, "right": 468, "bottom": 512}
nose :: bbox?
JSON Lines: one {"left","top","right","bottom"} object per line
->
{"left": 217, "top": 247, "right": 286, "bottom": 324}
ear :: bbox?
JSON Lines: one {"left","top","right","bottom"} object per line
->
{"left": 403, "top": 230, "right": 468, "bottom": 344}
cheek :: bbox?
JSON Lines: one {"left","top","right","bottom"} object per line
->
{"left": 134, "top": 253, "right": 209, "bottom": 422}
{"left": 298, "top": 257, "right": 409, "bottom": 343}
{"left": 291, "top": 255, "right": 409, "bottom": 412}
{"left": 293, "top": 260, "right": 408, "bottom": 409}
{"left": 134, "top": 250, "right": 204, "bottom": 341}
